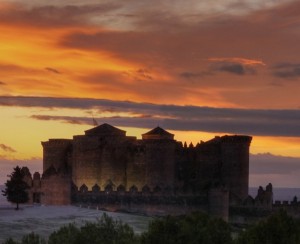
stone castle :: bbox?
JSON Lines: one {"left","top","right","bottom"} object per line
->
{"left": 23, "top": 123, "right": 253, "bottom": 219}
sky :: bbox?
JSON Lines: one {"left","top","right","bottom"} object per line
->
{"left": 0, "top": 0, "right": 299, "bottom": 188}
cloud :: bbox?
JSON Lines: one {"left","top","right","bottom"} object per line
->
{"left": 0, "top": 3, "right": 121, "bottom": 28}
{"left": 31, "top": 115, "right": 85, "bottom": 125}
{"left": 250, "top": 153, "right": 300, "bottom": 175}
{"left": 0, "top": 81, "right": 6, "bottom": 85}
{"left": 208, "top": 57, "right": 266, "bottom": 66}
{"left": 179, "top": 71, "right": 212, "bottom": 79}
{"left": 272, "top": 63, "right": 300, "bottom": 79}
{"left": 45, "top": 67, "right": 61, "bottom": 74}
{"left": 3, "top": 95, "right": 298, "bottom": 137}
{"left": 249, "top": 153, "right": 300, "bottom": 187}
{"left": 0, "top": 1, "right": 300, "bottom": 109}
{"left": 213, "top": 62, "right": 248, "bottom": 75}
{"left": 0, "top": 144, "right": 16, "bottom": 153}
{"left": 208, "top": 57, "right": 264, "bottom": 75}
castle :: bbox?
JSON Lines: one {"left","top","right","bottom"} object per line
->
{"left": 23, "top": 123, "right": 253, "bottom": 220}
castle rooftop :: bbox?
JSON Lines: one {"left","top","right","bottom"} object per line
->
{"left": 142, "top": 126, "right": 174, "bottom": 140}
{"left": 85, "top": 123, "right": 126, "bottom": 137}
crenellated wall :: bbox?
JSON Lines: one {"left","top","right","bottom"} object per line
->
{"left": 33, "top": 124, "right": 253, "bottom": 217}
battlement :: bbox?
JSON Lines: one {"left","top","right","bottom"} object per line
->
{"left": 28, "top": 123, "right": 252, "bottom": 219}
{"left": 220, "top": 135, "right": 252, "bottom": 144}
{"left": 41, "top": 139, "right": 72, "bottom": 147}
{"left": 273, "top": 200, "right": 300, "bottom": 207}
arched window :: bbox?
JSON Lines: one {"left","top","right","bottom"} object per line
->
{"left": 129, "top": 185, "right": 138, "bottom": 194}
{"left": 153, "top": 186, "right": 161, "bottom": 193}
{"left": 117, "top": 184, "right": 126, "bottom": 193}
{"left": 142, "top": 185, "right": 150, "bottom": 194}
{"left": 105, "top": 184, "right": 113, "bottom": 193}
{"left": 79, "top": 184, "right": 88, "bottom": 193}
{"left": 92, "top": 184, "right": 100, "bottom": 193}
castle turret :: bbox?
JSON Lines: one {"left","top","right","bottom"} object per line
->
{"left": 72, "top": 124, "right": 132, "bottom": 190}
{"left": 142, "top": 127, "right": 174, "bottom": 140}
{"left": 142, "top": 127, "right": 176, "bottom": 190}
{"left": 220, "top": 135, "right": 252, "bottom": 201}
{"left": 41, "top": 139, "right": 72, "bottom": 173}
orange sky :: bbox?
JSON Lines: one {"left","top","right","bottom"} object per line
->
{"left": 0, "top": 0, "right": 299, "bottom": 187}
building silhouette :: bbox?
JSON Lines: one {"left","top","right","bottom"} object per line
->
{"left": 23, "top": 123, "right": 253, "bottom": 220}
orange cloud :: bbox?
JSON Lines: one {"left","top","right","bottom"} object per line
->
{"left": 208, "top": 57, "right": 266, "bottom": 66}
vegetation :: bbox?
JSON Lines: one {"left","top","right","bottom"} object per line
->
{"left": 48, "top": 213, "right": 138, "bottom": 244}
{"left": 3, "top": 233, "right": 46, "bottom": 244}
{"left": 2, "top": 166, "right": 30, "bottom": 210}
{"left": 140, "top": 212, "right": 232, "bottom": 244}
{"left": 3, "top": 210, "right": 300, "bottom": 244}
{"left": 235, "top": 209, "right": 300, "bottom": 244}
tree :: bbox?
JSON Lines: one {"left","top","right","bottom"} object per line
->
{"left": 2, "top": 166, "right": 30, "bottom": 210}
{"left": 141, "top": 212, "right": 233, "bottom": 244}
{"left": 3, "top": 233, "right": 46, "bottom": 244}
{"left": 236, "top": 209, "right": 300, "bottom": 244}
{"left": 48, "top": 213, "right": 138, "bottom": 244}
{"left": 48, "top": 224, "right": 80, "bottom": 244}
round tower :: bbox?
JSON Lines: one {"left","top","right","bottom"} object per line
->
{"left": 220, "top": 135, "right": 252, "bottom": 201}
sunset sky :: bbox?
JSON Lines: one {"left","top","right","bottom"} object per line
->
{"left": 0, "top": 0, "right": 299, "bottom": 188}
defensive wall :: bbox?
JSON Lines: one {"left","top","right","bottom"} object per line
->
{"left": 24, "top": 124, "right": 254, "bottom": 221}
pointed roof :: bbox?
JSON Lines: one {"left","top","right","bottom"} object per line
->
{"left": 142, "top": 126, "right": 174, "bottom": 140}
{"left": 85, "top": 123, "right": 126, "bottom": 137}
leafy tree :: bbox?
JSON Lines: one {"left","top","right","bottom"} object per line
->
{"left": 3, "top": 233, "right": 46, "bottom": 244}
{"left": 2, "top": 166, "right": 30, "bottom": 210}
{"left": 141, "top": 212, "right": 233, "bottom": 244}
{"left": 3, "top": 238, "right": 19, "bottom": 244}
{"left": 49, "top": 213, "right": 138, "bottom": 244}
{"left": 21, "top": 233, "right": 46, "bottom": 244}
{"left": 48, "top": 224, "right": 80, "bottom": 244}
{"left": 236, "top": 209, "right": 300, "bottom": 244}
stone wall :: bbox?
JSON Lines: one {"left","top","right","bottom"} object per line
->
{"left": 41, "top": 139, "right": 72, "bottom": 172}
{"left": 35, "top": 124, "right": 252, "bottom": 218}
{"left": 220, "top": 136, "right": 252, "bottom": 200}
{"left": 40, "top": 174, "right": 71, "bottom": 205}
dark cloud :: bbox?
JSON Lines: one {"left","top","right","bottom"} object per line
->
{"left": 0, "top": 81, "right": 6, "bottom": 85}
{"left": 0, "top": 144, "right": 16, "bottom": 153}
{"left": 0, "top": 3, "right": 121, "bottom": 27}
{"left": 45, "top": 67, "right": 61, "bottom": 74}
{"left": 211, "top": 62, "right": 256, "bottom": 75}
{"left": 122, "top": 69, "right": 153, "bottom": 82}
{"left": 250, "top": 153, "right": 300, "bottom": 175}
{"left": 179, "top": 71, "right": 212, "bottom": 79}
{"left": 31, "top": 115, "right": 85, "bottom": 125}
{"left": 214, "top": 63, "right": 246, "bottom": 75}
{"left": 249, "top": 153, "right": 300, "bottom": 188}
{"left": 272, "top": 63, "right": 300, "bottom": 79}
{"left": 3, "top": 95, "right": 298, "bottom": 137}
{"left": 29, "top": 113, "right": 300, "bottom": 137}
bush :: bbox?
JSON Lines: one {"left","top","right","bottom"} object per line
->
{"left": 236, "top": 209, "right": 300, "bottom": 244}
{"left": 4, "top": 233, "right": 46, "bottom": 244}
{"left": 48, "top": 224, "right": 80, "bottom": 244}
{"left": 141, "top": 212, "right": 233, "bottom": 244}
{"left": 49, "top": 213, "right": 138, "bottom": 244}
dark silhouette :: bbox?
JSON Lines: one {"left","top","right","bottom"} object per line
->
{"left": 2, "top": 166, "right": 30, "bottom": 210}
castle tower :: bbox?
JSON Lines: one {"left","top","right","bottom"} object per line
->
{"left": 142, "top": 127, "right": 176, "bottom": 190}
{"left": 41, "top": 139, "right": 72, "bottom": 173}
{"left": 220, "top": 135, "right": 252, "bottom": 201}
{"left": 72, "top": 124, "right": 131, "bottom": 190}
